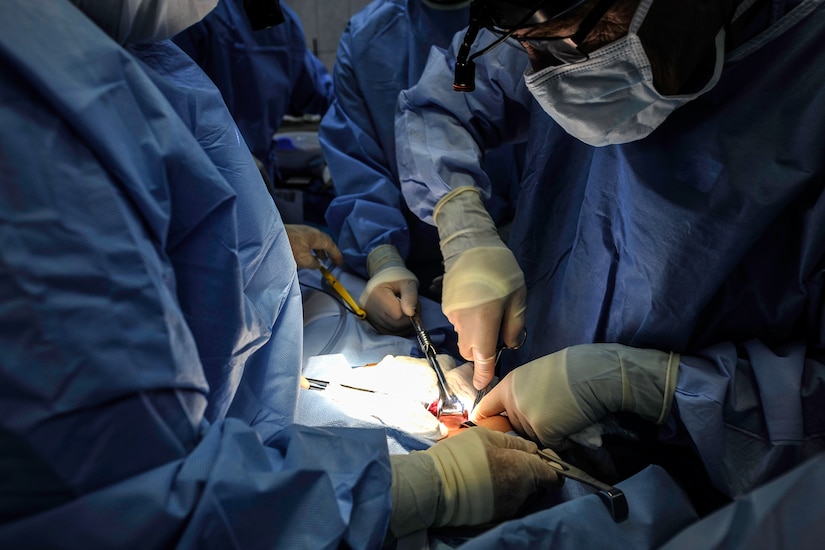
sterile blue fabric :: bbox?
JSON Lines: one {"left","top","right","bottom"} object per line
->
{"left": 127, "top": 40, "right": 304, "bottom": 437}
{"left": 0, "top": 1, "right": 389, "bottom": 547}
{"left": 397, "top": 0, "right": 825, "bottom": 531}
{"left": 173, "top": 0, "right": 333, "bottom": 185}
{"left": 299, "top": 267, "right": 455, "bottom": 366}
{"left": 501, "top": 0, "right": 825, "bottom": 501}
{"left": 459, "top": 465, "right": 697, "bottom": 549}
{"left": 660, "top": 451, "right": 825, "bottom": 549}
{"left": 320, "top": 0, "right": 525, "bottom": 283}
{"left": 396, "top": 30, "right": 533, "bottom": 225}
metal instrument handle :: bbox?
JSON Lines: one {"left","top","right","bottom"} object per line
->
{"left": 409, "top": 312, "right": 465, "bottom": 417}
{"left": 537, "top": 449, "right": 629, "bottom": 522}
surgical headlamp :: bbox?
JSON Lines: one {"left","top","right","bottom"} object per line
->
{"left": 453, "top": 0, "right": 591, "bottom": 91}
{"left": 244, "top": 0, "right": 285, "bottom": 30}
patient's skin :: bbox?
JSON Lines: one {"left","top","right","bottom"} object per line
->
{"left": 443, "top": 414, "right": 513, "bottom": 438}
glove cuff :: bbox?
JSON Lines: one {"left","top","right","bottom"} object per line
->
{"left": 389, "top": 453, "right": 441, "bottom": 538}
{"left": 612, "top": 345, "right": 680, "bottom": 424}
{"left": 654, "top": 351, "right": 680, "bottom": 424}
{"left": 441, "top": 247, "right": 525, "bottom": 315}
{"left": 570, "top": 344, "right": 680, "bottom": 425}
{"left": 434, "top": 187, "right": 504, "bottom": 270}
{"left": 358, "top": 265, "right": 419, "bottom": 306}
{"left": 367, "top": 244, "right": 406, "bottom": 277}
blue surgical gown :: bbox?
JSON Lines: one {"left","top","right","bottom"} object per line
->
{"left": 0, "top": 1, "right": 389, "bottom": 547}
{"left": 173, "top": 0, "right": 334, "bottom": 185}
{"left": 398, "top": 0, "right": 825, "bottom": 509}
{"left": 460, "top": 452, "right": 825, "bottom": 549}
{"left": 319, "top": 0, "right": 527, "bottom": 287}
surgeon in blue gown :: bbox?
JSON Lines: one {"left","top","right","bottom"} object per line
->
{"left": 396, "top": 0, "right": 825, "bottom": 545}
{"left": 173, "top": 0, "right": 333, "bottom": 188}
{"left": 0, "top": 0, "right": 565, "bottom": 547}
{"left": 319, "top": 0, "right": 529, "bottom": 335}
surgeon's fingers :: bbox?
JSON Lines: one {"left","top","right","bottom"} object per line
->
{"left": 309, "top": 230, "right": 344, "bottom": 266}
{"left": 376, "top": 288, "right": 407, "bottom": 324}
{"left": 500, "top": 285, "right": 527, "bottom": 349}
{"left": 459, "top": 304, "right": 502, "bottom": 390}
{"left": 397, "top": 279, "right": 419, "bottom": 318}
{"left": 450, "top": 303, "right": 502, "bottom": 390}
{"left": 471, "top": 376, "right": 507, "bottom": 422}
{"left": 285, "top": 224, "right": 342, "bottom": 269}
{"left": 472, "top": 348, "right": 497, "bottom": 391}
{"left": 363, "top": 286, "right": 415, "bottom": 335}
{"left": 476, "top": 426, "right": 538, "bottom": 454}
{"left": 471, "top": 375, "right": 538, "bottom": 442}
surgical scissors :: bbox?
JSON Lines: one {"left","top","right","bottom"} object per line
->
{"left": 317, "top": 257, "right": 367, "bottom": 319}
{"left": 471, "top": 329, "right": 527, "bottom": 412}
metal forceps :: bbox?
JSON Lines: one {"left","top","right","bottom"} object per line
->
{"left": 472, "top": 329, "right": 527, "bottom": 412}
{"left": 409, "top": 311, "right": 466, "bottom": 419}
{"left": 537, "top": 449, "right": 629, "bottom": 522}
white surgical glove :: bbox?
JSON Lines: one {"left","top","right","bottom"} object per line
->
{"left": 74, "top": 0, "right": 218, "bottom": 44}
{"left": 388, "top": 427, "right": 561, "bottom": 538}
{"left": 359, "top": 244, "right": 419, "bottom": 334}
{"left": 473, "top": 343, "right": 680, "bottom": 449}
{"left": 434, "top": 187, "right": 526, "bottom": 390}
{"left": 285, "top": 224, "right": 343, "bottom": 269}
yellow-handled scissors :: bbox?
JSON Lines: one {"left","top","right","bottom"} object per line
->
{"left": 318, "top": 263, "right": 367, "bottom": 319}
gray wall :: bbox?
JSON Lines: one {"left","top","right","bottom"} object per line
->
{"left": 287, "top": 0, "right": 374, "bottom": 72}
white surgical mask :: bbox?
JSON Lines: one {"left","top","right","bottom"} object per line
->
{"left": 524, "top": 0, "right": 726, "bottom": 147}
{"left": 71, "top": 0, "right": 218, "bottom": 44}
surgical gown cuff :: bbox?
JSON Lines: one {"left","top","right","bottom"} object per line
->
{"left": 389, "top": 453, "right": 441, "bottom": 538}
{"left": 367, "top": 244, "right": 406, "bottom": 277}
{"left": 434, "top": 187, "right": 504, "bottom": 270}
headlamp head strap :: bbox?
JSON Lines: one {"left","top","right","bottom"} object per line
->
{"left": 452, "top": 0, "right": 590, "bottom": 92}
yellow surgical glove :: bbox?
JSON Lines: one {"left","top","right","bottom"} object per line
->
{"left": 473, "top": 343, "right": 680, "bottom": 448}
{"left": 388, "top": 427, "right": 561, "bottom": 538}
{"left": 359, "top": 244, "right": 418, "bottom": 334}
{"left": 434, "top": 187, "right": 526, "bottom": 389}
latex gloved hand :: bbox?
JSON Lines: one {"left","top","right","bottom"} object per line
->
{"left": 285, "top": 224, "right": 343, "bottom": 269}
{"left": 473, "top": 343, "right": 680, "bottom": 449}
{"left": 359, "top": 244, "right": 419, "bottom": 335}
{"left": 388, "top": 427, "right": 561, "bottom": 538}
{"left": 434, "top": 187, "right": 526, "bottom": 390}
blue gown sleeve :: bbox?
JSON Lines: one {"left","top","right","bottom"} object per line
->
{"left": 289, "top": 47, "right": 334, "bottom": 117}
{"left": 319, "top": 19, "right": 412, "bottom": 277}
{"left": 396, "top": 30, "right": 533, "bottom": 225}
{"left": 0, "top": 2, "right": 392, "bottom": 547}
{"left": 127, "top": 39, "right": 307, "bottom": 437}
{"left": 282, "top": 1, "right": 333, "bottom": 117}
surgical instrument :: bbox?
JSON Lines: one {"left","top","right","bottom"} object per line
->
{"left": 409, "top": 311, "right": 466, "bottom": 420}
{"left": 454, "top": 417, "right": 628, "bottom": 521}
{"left": 317, "top": 259, "right": 367, "bottom": 319}
{"left": 303, "top": 376, "right": 377, "bottom": 394}
{"left": 537, "top": 449, "right": 629, "bottom": 522}
{"left": 472, "top": 329, "right": 527, "bottom": 412}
